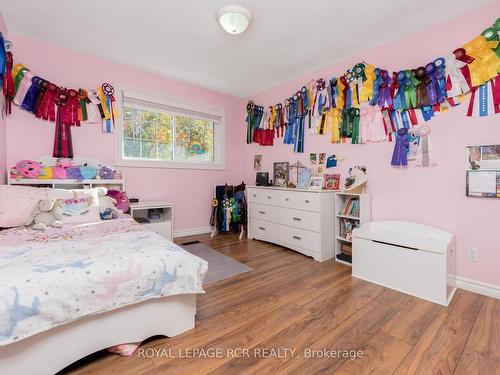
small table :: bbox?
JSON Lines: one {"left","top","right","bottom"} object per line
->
{"left": 129, "top": 201, "right": 173, "bottom": 241}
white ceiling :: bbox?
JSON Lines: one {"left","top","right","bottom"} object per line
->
{"left": 0, "top": 0, "right": 495, "bottom": 97}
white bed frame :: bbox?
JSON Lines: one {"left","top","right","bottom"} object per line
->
{"left": 0, "top": 295, "right": 196, "bottom": 375}
{"left": 1, "top": 155, "right": 199, "bottom": 374}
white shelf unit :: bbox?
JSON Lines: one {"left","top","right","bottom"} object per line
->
{"left": 8, "top": 178, "right": 125, "bottom": 190}
{"left": 129, "top": 201, "right": 173, "bottom": 241}
{"left": 334, "top": 192, "right": 371, "bottom": 266}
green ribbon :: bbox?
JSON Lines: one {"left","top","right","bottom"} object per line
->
{"left": 350, "top": 108, "right": 360, "bottom": 144}
{"left": 482, "top": 26, "right": 500, "bottom": 57}
{"left": 404, "top": 70, "right": 418, "bottom": 108}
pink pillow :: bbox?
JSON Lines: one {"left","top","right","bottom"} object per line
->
{"left": 0, "top": 185, "right": 49, "bottom": 228}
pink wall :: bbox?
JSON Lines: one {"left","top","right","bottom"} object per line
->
{"left": 5, "top": 34, "right": 246, "bottom": 232}
{"left": 244, "top": 2, "right": 500, "bottom": 286}
{"left": 0, "top": 13, "right": 7, "bottom": 184}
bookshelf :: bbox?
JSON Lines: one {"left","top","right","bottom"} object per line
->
{"left": 334, "top": 192, "right": 371, "bottom": 266}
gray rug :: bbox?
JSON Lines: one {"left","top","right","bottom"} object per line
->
{"left": 182, "top": 242, "right": 253, "bottom": 285}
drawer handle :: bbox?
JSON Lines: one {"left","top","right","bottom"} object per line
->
{"left": 253, "top": 194, "right": 256, "bottom": 197}
{"left": 258, "top": 227, "right": 266, "bottom": 231}
{"left": 267, "top": 196, "right": 272, "bottom": 199}
{"left": 258, "top": 211, "right": 266, "bottom": 215}
{"left": 285, "top": 198, "right": 290, "bottom": 201}
{"left": 292, "top": 217, "right": 301, "bottom": 221}
{"left": 305, "top": 199, "right": 310, "bottom": 203}
{"left": 292, "top": 235, "right": 301, "bottom": 240}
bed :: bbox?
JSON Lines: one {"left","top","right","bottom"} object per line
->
{"left": 0, "top": 216, "right": 208, "bottom": 375}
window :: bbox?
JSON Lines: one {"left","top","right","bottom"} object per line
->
{"left": 116, "top": 88, "right": 224, "bottom": 169}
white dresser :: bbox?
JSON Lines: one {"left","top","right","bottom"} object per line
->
{"left": 247, "top": 186, "right": 336, "bottom": 261}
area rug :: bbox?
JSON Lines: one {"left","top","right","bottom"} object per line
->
{"left": 181, "top": 242, "right": 253, "bottom": 285}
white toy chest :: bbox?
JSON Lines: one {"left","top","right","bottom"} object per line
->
{"left": 352, "top": 221, "right": 456, "bottom": 306}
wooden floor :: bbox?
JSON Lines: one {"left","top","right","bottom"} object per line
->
{"left": 62, "top": 233, "right": 499, "bottom": 375}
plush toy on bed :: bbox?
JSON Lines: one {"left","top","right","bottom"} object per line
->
{"left": 107, "top": 189, "right": 130, "bottom": 214}
{"left": 97, "top": 187, "right": 119, "bottom": 220}
{"left": 25, "top": 199, "right": 63, "bottom": 230}
{"left": 10, "top": 160, "right": 42, "bottom": 180}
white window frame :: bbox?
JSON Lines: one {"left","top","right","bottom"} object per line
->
{"left": 115, "top": 85, "right": 225, "bottom": 170}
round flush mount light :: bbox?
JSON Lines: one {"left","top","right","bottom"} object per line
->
{"left": 217, "top": 5, "right": 252, "bottom": 35}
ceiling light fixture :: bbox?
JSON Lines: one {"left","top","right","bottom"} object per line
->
{"left": 217, "top": 5, "right": 252, "bottom": 35}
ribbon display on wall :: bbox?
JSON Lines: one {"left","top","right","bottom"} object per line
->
{"left": 1, "top": 41, "right": 118, "bottom": 158}
{"left": 245, "top": 18, "right": 500, "bottom": 165}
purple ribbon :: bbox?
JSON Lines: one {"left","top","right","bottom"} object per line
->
{"left": 391, "top": 128, "right": 409, "bottom": 166}
{"left": 377, "top": 70, "right": 393, "bottom": 108}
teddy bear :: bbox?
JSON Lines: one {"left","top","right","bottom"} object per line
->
{"left": 25, "top": 199, "right": 64, "bottom": 230}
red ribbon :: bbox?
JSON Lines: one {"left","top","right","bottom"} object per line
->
{"left": 36, "top": 83, "right": 58, "bottom": 121}
{"left": 453, "top": 48, "right": 475, "bottom": 64}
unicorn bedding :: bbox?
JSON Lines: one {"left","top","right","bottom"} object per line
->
{"left": 0, "top": 217, "right": 208, "bottom": 346}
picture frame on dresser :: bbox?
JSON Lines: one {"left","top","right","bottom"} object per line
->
{"left": 273, "top": 162, "right": 289, "bottom": 187}
{"left": 309, "top": 176, "right": 323, "bottom": 190}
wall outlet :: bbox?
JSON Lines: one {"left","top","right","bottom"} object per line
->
{"left": 466, "top": 247, "right": 478, "bottom": 262}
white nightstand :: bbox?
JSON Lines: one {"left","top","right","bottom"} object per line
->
{"left": 129, "top": 201, "right": 173, "bottom": 241}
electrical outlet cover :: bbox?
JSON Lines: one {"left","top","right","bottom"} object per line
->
{"left": 466, "top": 247, "right": 478, "bottom": 261}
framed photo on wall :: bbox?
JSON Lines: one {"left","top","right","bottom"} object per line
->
{"left": 273, "top": 162, "right": 289, "bottom": 187}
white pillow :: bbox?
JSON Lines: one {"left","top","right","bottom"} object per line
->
{"left": 0, "top": 185, "right": 49, "bottom": 228}
{"left": 49, "top": 188, "right": 101, "bottom": 224}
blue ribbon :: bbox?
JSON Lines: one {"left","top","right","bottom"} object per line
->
{"left": 0, "top": 33, "right": 5, "bottom": 87}
{"left": 370, "top": 68, "right": 381, "bottom": 106}
{"left": 401, "top": 109, "right": 410, "bottom": 129}
{"left": 394, "top": 71, "right": 407, "bottom": 110}
{"left": 294, "top": 115, "right": 305, "bottom": 153}
{"left": 421, "top": 105, "right": 434, "bottom": 121}
{"left": 329, "top": 78, "right": 337, "bottom": 108}
{"left": 105, "top": 96, "right": 112, "bottom": 133}
{"left": 21, "top": 76, "right": 42, "bottom": 113}
{"left": 389, "top": 109, "right": 400, "bottom": 130}
{"left": 345, "top": 85, "right": 352, "bottom": 110}
{"left": 284, "top": 99, "right": 296, "bottom": 144}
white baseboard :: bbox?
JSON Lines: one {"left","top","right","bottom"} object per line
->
{"left": 456, "top": 276, "right": 500, "bottom": 300}
{"left": 173, "top": 226, "right": 212, "bottom": 238}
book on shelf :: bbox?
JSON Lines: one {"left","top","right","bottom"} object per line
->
{"left": 341, "top": 243, "right": 352, "bottom": 255}
{"left": 339, "top": 197, "right": 360, "bottom": 218}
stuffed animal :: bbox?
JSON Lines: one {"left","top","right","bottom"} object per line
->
{"left": 25, "top": 199, "right": 63, "bottom": 230}
{"left": 11, "top": 160, "right": 41, "bottom": 180}
{"left": 52, "top": 166, "right": 67, "bottom": 179}
{"left": 80, "top": 165, "right": 97, "bottom": 180}
{"left": 57, "top": 158, "right": 73, "bottom": 168}
{"left": 99, "top": 166, "right": 115, "bottom": 180}
{"left": 97, "top": 187, "right": 119, "bottom": 220}
{"left": 66, "top": 166, "right": 84, "bottom": 181}
{"left": 38, "top": 166, "right": 53, "bottom": 179}
{"left": 107, "top": 189, "right": 129, "bottom": 213}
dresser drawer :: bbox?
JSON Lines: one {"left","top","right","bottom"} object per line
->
{"left": 281, "top": 191, "right": 321, "bottom": 212}
{"left": 280, "top": 207, "right": 321, "bottom": 232}
{"left": 280, "top": 225, "right": 321, "bottom": 253}
{"left": 248, "top": 188, "right": 281, "bottom": 206}
{"left": 249, "top": 203, "right": 280, "bottom": 223}
{"left": 248, "top": 218, "right": 280, "bottom": 242}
